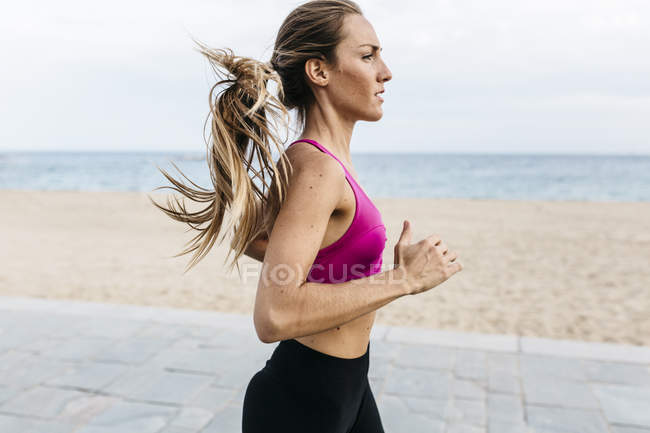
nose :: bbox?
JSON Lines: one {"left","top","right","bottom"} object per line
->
{"left": 380, "top": 59, "right": 392, "bottom": 83}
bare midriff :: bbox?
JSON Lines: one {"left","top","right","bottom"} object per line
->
{"left": 294, "top": 311, "right": 375, "bottom": 359}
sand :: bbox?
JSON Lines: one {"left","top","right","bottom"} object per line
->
{"left": 1, "top": 189, "right": 649, "bottom": 346}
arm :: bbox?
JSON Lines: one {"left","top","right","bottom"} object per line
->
{"left": 243, "top": 236, "right": 268, "bottom": 262}
{"left": 253, "top": 149, "right": 411, "bottom": 343}
{"left": 261, "top": 266, "right": 409, "bottom": 343}
{"left": 234, "top": 196, "right": 268, "bottom": 262}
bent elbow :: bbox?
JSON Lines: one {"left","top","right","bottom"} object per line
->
{"left": 256, "top": 324, "right": 276, "bottom": 344}
{"left": 254, "top": 309, "right": 285, "bottom": 344}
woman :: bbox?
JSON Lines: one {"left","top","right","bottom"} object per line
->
{"left": 150, "top": 0, "right": 463, "bottom": 431}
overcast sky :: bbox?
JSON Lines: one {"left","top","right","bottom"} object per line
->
{"left": 1, "top": 0, "right": 648, "bottom": 154}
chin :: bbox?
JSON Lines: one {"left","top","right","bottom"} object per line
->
{"left": 359, "top": 108, "right": 383, "bottom": 122}
{"left": 369, "top": 110, "right": 383, "bottom": 122}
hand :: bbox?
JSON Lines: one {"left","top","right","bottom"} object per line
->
{"left": 393, "top": 220, "right": 463, "bottom": 295}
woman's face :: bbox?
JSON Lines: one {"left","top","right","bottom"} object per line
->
{"left": 323, "top": 14, "right": 393, "bottom": 122}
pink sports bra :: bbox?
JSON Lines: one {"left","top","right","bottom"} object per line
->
{"left": 288, "top": 139, "right": 387, "bottom": 283}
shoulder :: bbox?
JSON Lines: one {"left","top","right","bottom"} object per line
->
{"left": 273, "top": 142, "right": 347, "bottom": 222}
{"left": 282, "top": 142, "right": 345, "bottom": 186}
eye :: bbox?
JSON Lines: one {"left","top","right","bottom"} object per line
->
{"left": 363, "top": 54, "right": 374, "bottom": 60}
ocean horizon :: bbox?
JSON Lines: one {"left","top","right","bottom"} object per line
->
{"left": 1, "top": 151, "right": 648, "bottom": 202}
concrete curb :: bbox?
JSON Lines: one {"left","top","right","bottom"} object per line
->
{"left": 1, "top": 295, "right": 649, "bottom": 364}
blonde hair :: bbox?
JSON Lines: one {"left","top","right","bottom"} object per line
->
{"left": 149, "top": 0, "right": 363, "bottom": 274}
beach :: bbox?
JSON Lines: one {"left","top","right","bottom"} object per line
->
{"left": 1, "top": 189, "right": 648, "bottom": 346}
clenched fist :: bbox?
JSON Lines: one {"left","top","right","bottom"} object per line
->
{"left": 393, "top": 220, "right": 463, "bottom": 295}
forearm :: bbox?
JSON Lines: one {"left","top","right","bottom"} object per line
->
{"left": 271, "top": 266, "right": 411, "bottom": 341}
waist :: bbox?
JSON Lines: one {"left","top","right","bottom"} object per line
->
{"left": 273, "top": 338, "right": 370, "bottom": 369}
{"left": 267, "top": 338, "right": 370, "bottom": 376}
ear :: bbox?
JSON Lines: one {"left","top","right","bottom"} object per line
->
{"left": 304, "top": 56, "right": 329, "bottom": 87}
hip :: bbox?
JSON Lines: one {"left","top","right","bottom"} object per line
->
{"left": 243, "top": 338, "right": 373, "bottom": 432}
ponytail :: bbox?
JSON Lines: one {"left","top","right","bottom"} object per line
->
{"left": 149, "top": 40, "right": 293, "bottom": 275}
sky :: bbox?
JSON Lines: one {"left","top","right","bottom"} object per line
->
{"left": 1, "top": 0, "right": 648, "bottom": 154}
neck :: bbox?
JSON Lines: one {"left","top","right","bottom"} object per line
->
{"left": 298, "top": 103, "right": 355, "bottom": 164}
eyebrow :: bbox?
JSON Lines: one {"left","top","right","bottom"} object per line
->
{"left": 358, "top": 44, "right": 382, "bottom": 52}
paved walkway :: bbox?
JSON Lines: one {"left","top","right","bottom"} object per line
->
{"left": 1, "top": 296, "right": 649, "bottom": 433}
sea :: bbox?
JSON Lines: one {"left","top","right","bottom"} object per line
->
{"left": 0, "top": 151, "right": 648, "bottom": 202}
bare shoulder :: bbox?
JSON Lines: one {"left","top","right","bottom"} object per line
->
{"left": 281, "top": 142, "right": 345, "bottom": 187}
{"left": 283, "top": 141, "right": 335, "bottom": 167}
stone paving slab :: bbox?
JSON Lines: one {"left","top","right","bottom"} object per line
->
{"left": 1, "top": 295, "right": 650, "bottom": 433}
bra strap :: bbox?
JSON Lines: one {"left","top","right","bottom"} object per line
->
{"left": 289, "top": 139, "right": 351, "bottom": 178}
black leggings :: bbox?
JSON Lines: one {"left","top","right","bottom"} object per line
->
{"left": 242, "top": 338, "right": 385, "bottom": 433}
